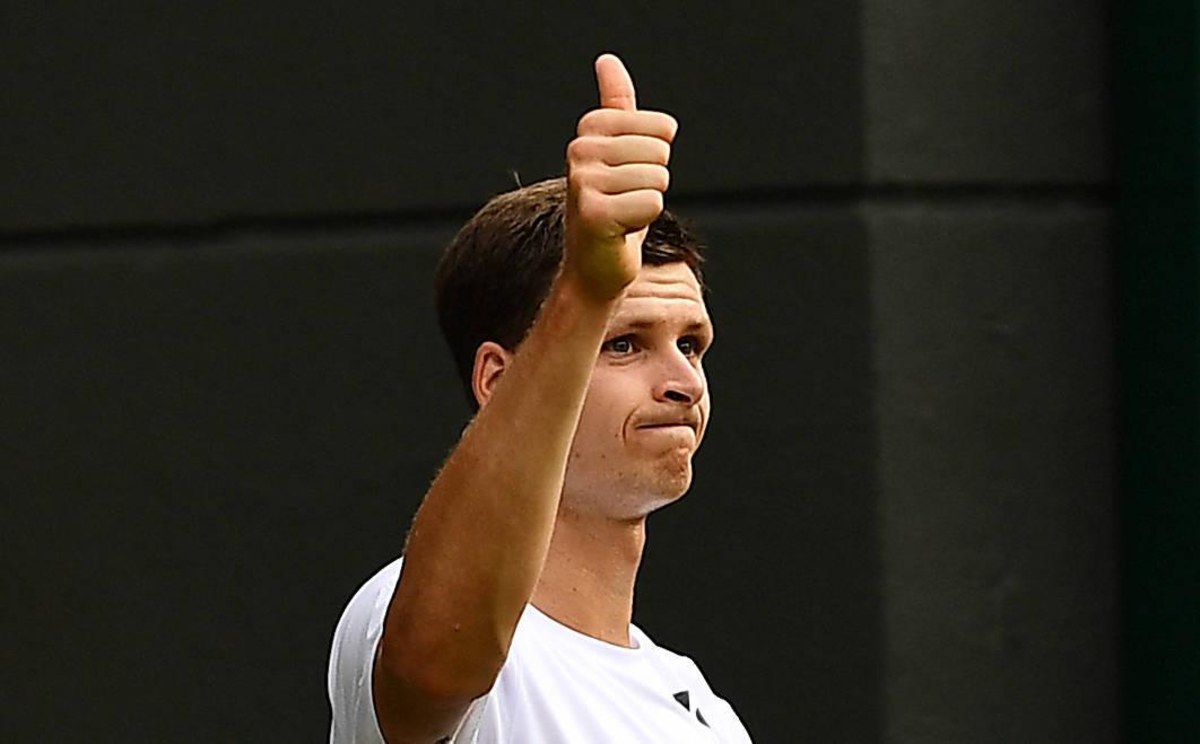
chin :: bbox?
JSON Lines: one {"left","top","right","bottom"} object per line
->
{"left": 628, "top": 466, "right": 694, "bottom": 517}
{"left": 561, "top": 454, "right": 695, "bottom": 519}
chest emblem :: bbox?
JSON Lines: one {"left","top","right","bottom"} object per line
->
{"left": 672, "top": 690, "right": 710, "bottom": 728}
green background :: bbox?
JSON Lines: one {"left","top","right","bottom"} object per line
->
{"left": 0, "top": 0, "right": 1164, "bottom": 741}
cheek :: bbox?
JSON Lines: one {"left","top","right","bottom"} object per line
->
{"left": 590, "top": 368, "right": 632, "bottom": 400}
{"left": 577, "top": 371, "right": 640, "bottom": 449}
{"left": 696, "top": 391, "right": 713, "bottom": 443}
{"left": 574, "top": 409, "right": 621, "bottom": 454}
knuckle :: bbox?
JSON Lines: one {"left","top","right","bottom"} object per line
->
{"left": 575, "top": 114, "right": 592, "bottom": 137}
{"left": 650, "top": 111, "right": 679, "bottom": 141}
{"left": 653, "top": 140, "right": 672, "bottom": 164}
{"left": 566, "top": 137, "right": 591, "bottom": 163}
{"left": 568, "top": 164, "right": 599, "bottom": 192}
{"left": 574, "top": 187, "right": 605, "bottom": 218}
{"left": 633, "top": 165, "right": 669, "bottom": 193}
{"left": 656, "top": 166, "right": 671, "bottom": 191}
{"left": 577, "top": 109, "right": 611, "bottom": 136}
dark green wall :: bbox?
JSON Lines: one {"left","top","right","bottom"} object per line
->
{"left": 3, "top": 2, "right": 1116, "bottom": 742}
{"left": 1118, "top": 0, "right": 1200, "bottom": 740}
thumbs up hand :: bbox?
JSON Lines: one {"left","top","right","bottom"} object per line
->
{"left": 563, "top": 53, "right": 678, "bottom": 302}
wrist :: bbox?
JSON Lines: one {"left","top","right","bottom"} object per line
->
{"left": 555, "top": 260, "right": 631, "bottom": 309}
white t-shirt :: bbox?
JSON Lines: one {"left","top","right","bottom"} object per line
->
{"left": 328, "top": 558, "right": 754, "bottom": 743}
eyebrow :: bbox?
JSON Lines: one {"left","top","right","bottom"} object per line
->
{"left": 611, "top": 318, "right": 712, "bottom": 334}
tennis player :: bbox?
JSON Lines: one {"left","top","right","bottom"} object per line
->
{"left": 328, "top": 53, "right": 752, "bottom": 744}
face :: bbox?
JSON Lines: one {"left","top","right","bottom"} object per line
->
{"left": 561, "top": 262, "right": 714, "bottom": 521}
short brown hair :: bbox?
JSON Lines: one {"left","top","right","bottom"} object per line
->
{"left": 434, "top": 176, "right": 706, "bottom": 411}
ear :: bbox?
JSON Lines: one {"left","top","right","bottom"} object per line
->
{"left": 471, "top": 341, "right": 513, "bottom": 410}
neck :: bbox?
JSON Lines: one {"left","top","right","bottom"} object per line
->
{"left": 532, "top": 507, "right": 647, "bottom": 648}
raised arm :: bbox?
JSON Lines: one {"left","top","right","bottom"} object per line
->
{"left": 371, "top": 54, "right": 678, "bottom": 744}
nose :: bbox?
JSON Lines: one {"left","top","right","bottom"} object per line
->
{"left": 653, "top": 348, "right": 706, "bottom": 405}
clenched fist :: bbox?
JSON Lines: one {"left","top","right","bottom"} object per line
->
{"left": 563, "top": 53, "right": 678, "bottom": 302}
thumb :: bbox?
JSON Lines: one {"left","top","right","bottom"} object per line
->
{"left": 595, "top": 53, "right": 637, "bottom": 111}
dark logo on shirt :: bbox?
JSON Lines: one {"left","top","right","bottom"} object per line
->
{"left": 673, "top": 690, "right": 709, "bottom": 728}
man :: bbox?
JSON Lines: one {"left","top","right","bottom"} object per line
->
{"left": 328, "top": 53, "right": 752, "bottom": 743}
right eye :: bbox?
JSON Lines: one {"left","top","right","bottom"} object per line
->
{"left": 603, "top": 336, "right": 637, "bottom": 355}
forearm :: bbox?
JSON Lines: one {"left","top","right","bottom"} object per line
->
{"left": 370, "top": 53, "right": 670, "bottom": 743}
{"left": 378, "top": 270, "right": 618, "bottom": 700}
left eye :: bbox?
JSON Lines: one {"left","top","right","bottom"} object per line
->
{"left": 678, "top": 337, "right": 699, "bottom": 355}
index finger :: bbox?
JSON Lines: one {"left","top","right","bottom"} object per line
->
{"left": 595, "top": 53, "right": 637, "bottom": 111}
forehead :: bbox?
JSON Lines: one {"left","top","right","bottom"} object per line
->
{"left": 609, "top": 263, "right": 710, "bottom": 327}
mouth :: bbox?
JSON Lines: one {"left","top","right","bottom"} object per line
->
{"left": 636, "top": 423, "right": 697, "bottom": 434}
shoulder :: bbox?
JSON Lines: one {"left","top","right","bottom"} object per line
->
{"left": 328, "top": 558, "right": 504, "bottom": 744}
{"left": 330, "top": 558, "right": 404, "bottom": 673}
{"left": 632, "top": 625, "right": 755, "bottom": 743}
{"left": 631, "top": 623, "right": 707, "bottom": 683}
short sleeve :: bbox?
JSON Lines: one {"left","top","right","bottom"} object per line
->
{"left": 327, "top": 558, "right": 496, "bottom": 744}
{"left": 327, "top": 558, "right": 403, "bottom": 744}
